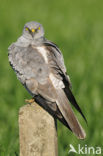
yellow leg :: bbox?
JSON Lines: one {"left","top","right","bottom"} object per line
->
{"left": 25, "top": 98, "right": 35, "bottom": 104}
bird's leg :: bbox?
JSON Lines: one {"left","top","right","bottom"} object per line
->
{"left": 25, "top": 98, "right": 35, "bottom": 104}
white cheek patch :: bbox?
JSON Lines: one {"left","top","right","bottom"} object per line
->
{"left": 36, "top": 46, "right": 48, "bottom": 63}
{"left": 49, "top": 73, "right": 64, "bottom": 89}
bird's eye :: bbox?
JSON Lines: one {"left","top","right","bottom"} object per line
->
{"left": 38, "top": 27, "right": 40, "bottom": 30}
{"left": 25, "top": 27, "right": 29, "bottom": 31}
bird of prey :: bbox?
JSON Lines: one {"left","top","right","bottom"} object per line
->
{"left": 8, "top": 21, "right": 87, "bottom": 139}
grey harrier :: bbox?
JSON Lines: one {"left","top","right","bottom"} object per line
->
{"left": 8, "top": 21, "right": 87, "bottom": 139}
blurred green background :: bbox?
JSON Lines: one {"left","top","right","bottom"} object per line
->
{"left": 0, "top": 0, "right": 103, "bottom": 155}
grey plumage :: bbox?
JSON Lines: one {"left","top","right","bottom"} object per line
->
{"left": 8, "top": 21, "right": 86, "bottom": 139}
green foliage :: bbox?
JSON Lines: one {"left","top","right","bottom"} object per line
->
{"left": 0, "top": 0, "right": 103, "bottom": 155}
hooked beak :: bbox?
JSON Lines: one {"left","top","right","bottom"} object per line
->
{"left": 31, "top": 29, "right": 35, "bottom": 33}
{"left": 31, "top": 29, "right": 35, "bottom": 37}
{"left": 28, "top": 28, "right": 35, "bottom": 37}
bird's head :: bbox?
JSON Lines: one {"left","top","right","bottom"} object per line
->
{"left": 23, "top": 21, "right": 44, "bottom": 40}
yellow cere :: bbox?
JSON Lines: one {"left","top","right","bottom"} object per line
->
{"left": 31, "top": 28, "right": 35, "bottom": 33}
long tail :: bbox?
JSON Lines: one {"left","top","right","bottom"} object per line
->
{"left": 56, "top": 89, "right": 86, "bottom": 139}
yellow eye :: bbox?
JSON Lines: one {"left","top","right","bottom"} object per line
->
{"left": 25, "top": 27, "right": 29, "bottom": 31}
{"left": 38, "top": 27, "right": 40, "bottom": 30}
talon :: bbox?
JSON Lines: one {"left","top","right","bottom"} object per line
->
{"left": 25, "top": 98, "right": 34, "bottom": 104}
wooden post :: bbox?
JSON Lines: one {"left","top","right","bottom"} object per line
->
{"left": 19, "top": 102, "right": 58, "bottom": 156}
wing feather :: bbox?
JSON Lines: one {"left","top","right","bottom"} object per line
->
{"left": 56, "top": 89, "right": 86, "bottom": 139}
{"left": 44, "top": 41, "right": 87, "bottom": 123}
